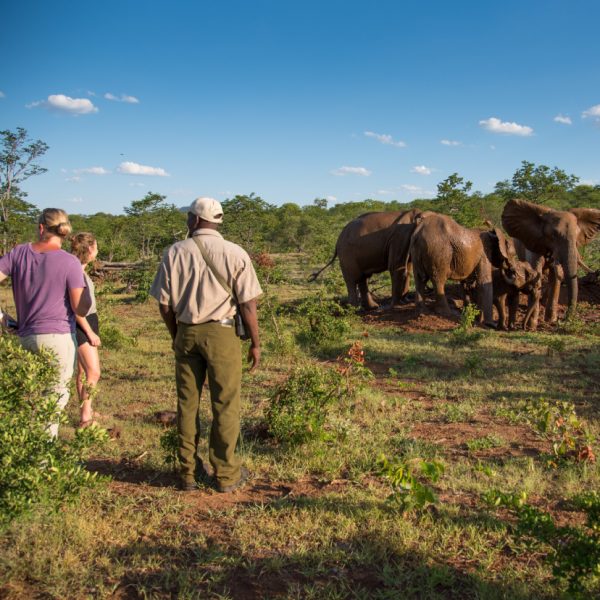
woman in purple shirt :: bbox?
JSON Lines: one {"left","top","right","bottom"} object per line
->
{"left": 0, "top": 208, "right": 91, "bottom": 437}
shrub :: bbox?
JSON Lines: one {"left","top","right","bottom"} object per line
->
{"left": 265, "top": 363, "right": 343, "bottom": 445}
{"left": 294, "top": 293, "right": 354, "bottom": 351}
{"left": 0, "top": 336, "right": 108, "bottom": 525}
{"left": 449, "top": 304, "right": 482, "bottom": 346}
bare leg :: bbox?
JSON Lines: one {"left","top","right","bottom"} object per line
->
{"left": 77, "top": 342, "right": 101, "bottom": 426}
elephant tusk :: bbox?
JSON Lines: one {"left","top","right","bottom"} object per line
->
{"left": 578, "top": 254, "right": 595, "bottom": 274}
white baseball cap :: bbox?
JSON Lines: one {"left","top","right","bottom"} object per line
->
{"left": 189, "top": 197, "right": 223, "bottom": 224}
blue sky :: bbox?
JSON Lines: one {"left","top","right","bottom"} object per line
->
{"left": 2, "top": 0, "right": 599, "bottom": 215}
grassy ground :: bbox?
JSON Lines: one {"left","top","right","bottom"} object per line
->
{"left": 1, "top": 257, "right": 599, "bottom": 599}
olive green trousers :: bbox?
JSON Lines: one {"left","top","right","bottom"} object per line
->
{"left": 174, "top": 321, "right": 242, "bottom": 487}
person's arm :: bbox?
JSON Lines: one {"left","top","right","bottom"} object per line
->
{"left": 69, "top": 287, "right": 92, "bottom": 317}
{"left": 239, "top": 298, "right": 260, "bottom": 372}
{"left": 159, "top": 303, "right": 178, "bottom": 341}
{"left": 75, "top": 314, "right": 101, "bottom": 346}
{"left": 0, "top": 271, "right": 7, "bottom": 284}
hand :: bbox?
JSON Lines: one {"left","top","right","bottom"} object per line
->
{"left": 89, "top": 332, "right": 102, "bottom": 347}
{"left": 247, "top": 345, "right": 261, "bottom": 373}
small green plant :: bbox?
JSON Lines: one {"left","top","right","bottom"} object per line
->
{"left": 463, "top": 352, "right": 484, "bottom": 377}
{"left": 265, "top": 363, "right": 343, "bottom": 445}
{"left": 0, "top": 336, "right": 108, "bottom": 524}
{"left": 443, "top": 402, "right": 476, "bottom": 423}
{"left": 466, "top": 434, "right": 506, "bottom": 452}
{"left": 377, "top": 454, "right": 444, "bottom": 513}
{"left": 545, "top": 336, "right": 566, "bottom": 356}
{"left": 449, "top": 304, "right": 482, "bottom": 346}
{"left": 159, "top": 426, "right": 179, "bottom": 470}
{"left": 484, "top": 489, "right": 600, "bottom": 596}
{"left": 522, "top": 398, "right": 595, "bottom": 466}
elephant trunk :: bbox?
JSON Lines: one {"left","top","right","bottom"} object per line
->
{"left": 559, "top": 239, "right": 579, "bottom": 316}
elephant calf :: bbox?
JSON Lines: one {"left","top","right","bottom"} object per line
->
{"left": 463, "top": 262, "right": 541, "bottom": 330}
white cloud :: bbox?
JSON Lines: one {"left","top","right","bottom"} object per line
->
{"left": 582, "top": 104, "right": 600, "bottom": 119}
{"left": 411, "top": 165, "right": 432, "bottom": 175}
{"left": 74, "top": 166, "right": 110, "bottom": 175}
{"left": 331, "top": 166, "right": 372, "bottom": 176}
{"left": 0, "top": 91, "right": 5, "bottom": 98}
{"left": 105, "top": 92, "right": 140, "bottom": 104}
{"left": 118, "top": 161, "right": 169, "bottom": 177}
{"left": 554, "top": 114, "right": 572, "bottom": 125}
{"left": 27, "top": 94, "right": 98, "bottom": 115}
{"left": 65, "top": 176, "right": 82, "bottom": 183}
{"left": 400, "top": 184, "right": 434, "bottom": 197}
{"left": 326, "top": 195, "right": 337, "bottom": 202}
{"left": 377, "top": 189, "right": 394, "bottom": 195}
{"left": 69, "top": 197, "right": 84, "bottom": 204}
{"left": 364, "top": 131, "right": 406, "bottom": 147}
{"left": 440, "top": 139, "right": 461, "bottom": 146}
{"left": 479, "top": 117, "right": 533, "bottom": 136}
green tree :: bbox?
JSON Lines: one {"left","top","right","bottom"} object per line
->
{"left": 124, "top": 192, "right": 185, "bottom": 260}
{"left": 0, "top": 128, "right": 48, "bottom": 254}
{"left": 435, "top": 173, "right": 473, "bottom": 216}
{"left": 494, "top": 160, "right": 579, "bottom": 205}
{"left": 220, "top": 193, "right": 276, "bottom": 253}
{"left": 0, "top": 185, "right": 38, "bottom": 250}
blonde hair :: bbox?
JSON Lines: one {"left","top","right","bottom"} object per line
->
{"left": 39, "top": 208, "right": 72, "bottom": 239}
{"left": 70, "top": 232, "right": 97, "bottom": 264}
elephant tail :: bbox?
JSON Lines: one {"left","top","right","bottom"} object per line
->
{"left": 308, "top": 251, "right": 337, "bottom": 282}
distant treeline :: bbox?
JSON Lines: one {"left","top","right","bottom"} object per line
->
{"left": 3, "top": 161, "right": 600, "bottom": 264}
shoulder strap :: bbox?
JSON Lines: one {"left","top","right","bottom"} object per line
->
{"left": 191, "top": 235, "right": 235, "bottom": 299}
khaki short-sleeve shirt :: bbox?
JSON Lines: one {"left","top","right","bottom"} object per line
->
{"left": 150, "top": 229, "right": 262, "bottom": 324}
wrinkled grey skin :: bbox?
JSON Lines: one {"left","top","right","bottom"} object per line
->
{"left": 410, "top": 213, "right": 514, "bottom": 327}
{"left": 502, "top": 199, "right": 600, "bottom": 323}
{"left": 310, "top": 209, "right": 427, "bottom": 310}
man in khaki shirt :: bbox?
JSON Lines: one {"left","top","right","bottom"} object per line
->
{"left": 151, "top": 197, "right": 262, "bottom": 492}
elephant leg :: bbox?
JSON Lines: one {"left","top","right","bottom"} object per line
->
{"left": 431, "top": 274, "right": 453, "bottom": 316}
{"left": 357, "top": 277, "right": 379, "bottom": 310}
{"left": 342, "top": 271, "right": 360, "bottom": 307}
{"left": 476, "top": 261, "right": 495, "bottom": 327}
{"left": 495, "top": 294, "right": 507, "bottom": 331}
{"left": 507, "top": 292, "right": 519, "bottom": 330}
{"left": 544, "top": 265, "right": 561, "bottom": 323}
{"left": 390, "top": 266, "right": 410, "bottom": 308}
{"left": 414, "top": 270, "right": 428, "bottom": 313}
{"left": 523, "top": 291, "right": 540, "bottom": 331}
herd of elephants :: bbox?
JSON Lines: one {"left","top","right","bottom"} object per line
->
{"left": 311, "top": 199, "right": 600, "bottom": 330}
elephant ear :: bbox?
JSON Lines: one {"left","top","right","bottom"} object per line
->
{"left": 501, "top": 199, "right": 553, "bottom": 254}
{"left": 570, "top": 208, "right": 600, "bottom": 246}
{"left": 492, "top": 227, "right": 514, "bottom": 262}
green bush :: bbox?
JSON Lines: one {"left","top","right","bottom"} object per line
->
{"left": 0, "top": 336, "right": 108, "bottom": 525}
{"left": 449, "top": 304, "right": 483, "bottom": 346}
{"left": 265, "top": 363, "right": 343, "bottom": 445}
{"left": 294, "top": 294, "right": 354, "bottom": 351}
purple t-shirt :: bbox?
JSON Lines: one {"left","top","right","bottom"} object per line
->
{"left": 0, "top": 243, "right": 86, "bottom": 336}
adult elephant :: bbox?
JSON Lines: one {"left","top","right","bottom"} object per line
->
{"left": 502, "top": 199, "right": 600, "bottom": 322}
{"left": 309, "top": 209, "right": 428, "bottom": 310}
{"left": 409, "top": 213, "right": 515, "bottom": 328}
